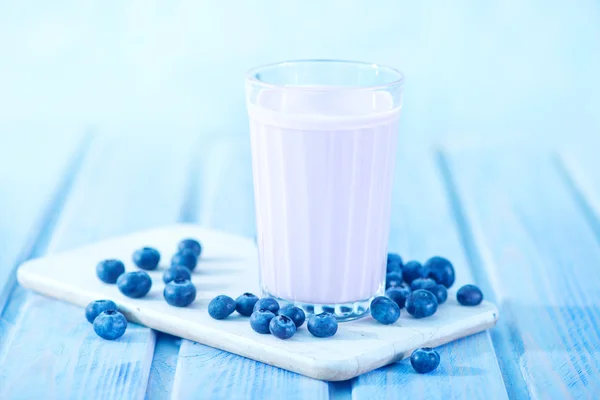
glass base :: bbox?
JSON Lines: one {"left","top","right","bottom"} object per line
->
{"left": 261, "top": 288, "right": 383, "bottom": 322}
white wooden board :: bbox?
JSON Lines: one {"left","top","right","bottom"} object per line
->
{"left": 17, "top": 224, "right": 499, "bottom": 381}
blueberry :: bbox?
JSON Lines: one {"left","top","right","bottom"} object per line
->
{"left": 410, "top": 347, "right": 440, "bottom": 374}
{"left": 457, "top": 284, "right": 483, "bottom": 306}
{"left": 117, "top": 271, "right": 152, "bottom": 298}
{"left": 279, "top": 305, "right": 306, "bottom": 328}
{"left": 386, "top": 261, "right": 402, "bottom": 274}
{"left": 410, "top": 277, "right": 437, "bottom": 292}
{"left": 93, "top": 310, "right": 127, "bottom": 340}
{"left": 96, "top": 259, "right": 125, "bottom": 284}
{"left": 164, "top": 279, "right": 197, "bottom": 307}
{"left": 386, "top": 271, "right": 403, "bottom": 289}
{"left": 85, "top": 300, "right": 117, "bottom": 324}
{"left": 269, "top": 315, "right": 297, "bottom": 339}
{"left": 387, "top": 252, "right": 403, "bottom": 266}
{"left": 250, "top": 309, "right": 276, "bottom": 334}
{"left": 370, "top": 296, "right": 400, "bottom": 325}
{"left": 171, "top": 248, "right": 198, "bottom": 271}
{"left": 307, "top": 312, "right": 338, "bottom": 338}
{"left": 235, "top": 293, "right": 260, "bottom": 316}
{"left": 430, "top": 284, "right": 448, "bottom": 304}
{"left": 385, "top": 285, "right": 411, "bottom": 308}
{"left": 253, "top": 298, "right": 280, "bottom": 314}
{"left": 178, "top": 238, "right": 202, "bottom": 257}
{"left": 208, "top": 295, "right": 236, "bottom": 319}
{"left": 163, "top": 265, "right": 192, "bottom": 284}
{"left": 406, "top": 289, "right": 438, "bottom": 318}
{"left": 132, "top": 247, "right": 160, "bottom": 270}
{"left": 402, "top": 260, "right": 425, "bottom": 284}
{"left": 423, "top": 256, "right": 455, "bottom": 288}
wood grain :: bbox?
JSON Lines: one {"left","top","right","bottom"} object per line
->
{"left": 172, "top": 342, "right": 329, "bottom": 400}
{"left": 0, "top": 132, "right": 196, "bottom": 399}
{"left": 445, "top": 149, "right": 600, "bottom": 399}
{"left": 351, "top": 149, "right": 508, "bottom": 400}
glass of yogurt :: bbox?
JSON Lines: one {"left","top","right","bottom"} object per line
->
{"left": 246, "top": 60, "right": 404, "bottom": 320}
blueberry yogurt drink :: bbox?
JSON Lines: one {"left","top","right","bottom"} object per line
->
{"left": 246, "top": 60, "right": 404, "bottom": 320}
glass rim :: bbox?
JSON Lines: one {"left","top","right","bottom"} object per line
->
{"left": 246, "top": 59, "right": 405, "bottom": 92}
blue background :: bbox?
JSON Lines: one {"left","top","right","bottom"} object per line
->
{"left": 1, "top": 1, "right": 599, "bottom": 146}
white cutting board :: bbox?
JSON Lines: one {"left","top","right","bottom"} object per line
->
{"left": 17, "top": 224, "right": 499, "bottom": 381}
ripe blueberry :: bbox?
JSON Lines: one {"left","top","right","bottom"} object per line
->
{"left": 163, "top": 265, "right": 191, "bottom": 284}
{"left": 457, "top": 284, "right": 483, "bottom": 306}
{"left": 279, "top": 304, "right": 306, "bottom": 328}
{"left": 171, "top": 248, "right": 198, "bottom": 271}
{"left": 164, "top": 279, "right": 197, "bottom": 307}
{"left": 410, "top": 277, "right": 437, "bottom": 292}
{"left": 250, "top": 309, "right": 276, "bottom": 334}
{"left": 386, "top": 271, "right": 403, "bottom": 289}
{"left": 423, "top": 256, "right": 455, "bottom": 288}
{"left": 235, "top": 293, "right": 260, "bottom": 316}
{"left": 132, "top": 247, "right": 160, "bottom": 270}
{"left": 85, "top": 300, "right": 117, "bottom": 324}
{"left": 178, "top": 238, "right": 202, "bottom": 258}
{"left": 430, "top": 284, "right": 448, "bottom": 304}
{"left": 253, "top": 298, "right": 280, "bottom": 314}
{"left": 93, "top": 310, "right": 127, "bottom": 340}
{"left": 387, "top": 253, "right": 403, "bottom": 266}
{"left": 208, "top": 295, "right": 236, "bottom": 319}
{"left": 402, "top": 260, "right": 425, "bottom": 284}
{"left": 307, "top": 312, "right": 338, "bottom": 338}
{"left": 406, "top": 289, "right": 438, "bottom": 319}
{"left": 269, "top": 315, "right": 297, "bottom": 339}
{"left": 370, "top": 296, "right": 400, "bottom": 325}
{"left": 385, "top": 284, "right": 411, "bottom": 308}
{"left": 117, "top": 271, "right": 152, "bottom": 298}
{"left": 387, "top": 261, "right": 402, "bottom": 274}
{"left": 410, "top": 347, "right": 440, "bottom": 373}
{"left": 96, "top": 259, "right": 125, "bottom": 284}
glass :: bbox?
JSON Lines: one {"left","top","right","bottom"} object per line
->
{"left": 246, "top": 60, "right": 404, "bottom": 320}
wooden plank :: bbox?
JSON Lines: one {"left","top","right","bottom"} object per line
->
{"left": 0, "top": 127, "right": 85, "bottom": 313}
{"left": 170, "top": 137, "right": 330, "bottom": 399}
{"left": 351, "top": 149, "right": 508, "bottom": 399}
{"left": 145, "top": 333, "right": 181, "bottom": 400}
{"left": 173, "top": 342, "right": 329, "bottom": 400}
{"left": 444, "top": 149, "right": 600, "bottom": 399}
{"left": 0, "top": 132, "right": 196, "bottom": 399}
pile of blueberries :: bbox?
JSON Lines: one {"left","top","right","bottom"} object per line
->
{"left": 86, "top": 238, "right": 202, "bottom": 340}
{"left": 381, "top": 253, "right": 484, "bottom": 373}
{"left": 207, "top": 293, "right": 338, "bottom": 340}
{"left": 86, "top": 240, "right": 484, "bottom": 375}
{"left": 207, "top": 253, "right": 484, "bottom": 374}
{"left": 375, "top": 254, "right": 484, "bottom": 325}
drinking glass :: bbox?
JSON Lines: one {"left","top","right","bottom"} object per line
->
{"left": 246, "top": 60, "right": 404, "bottom": 320}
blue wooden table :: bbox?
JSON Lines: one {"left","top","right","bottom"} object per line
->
{"left": 1, "top": 1, "right": 600, "bottom": 399}
{"left": 0, "top": 131, "right": 599, "bottom": 399}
